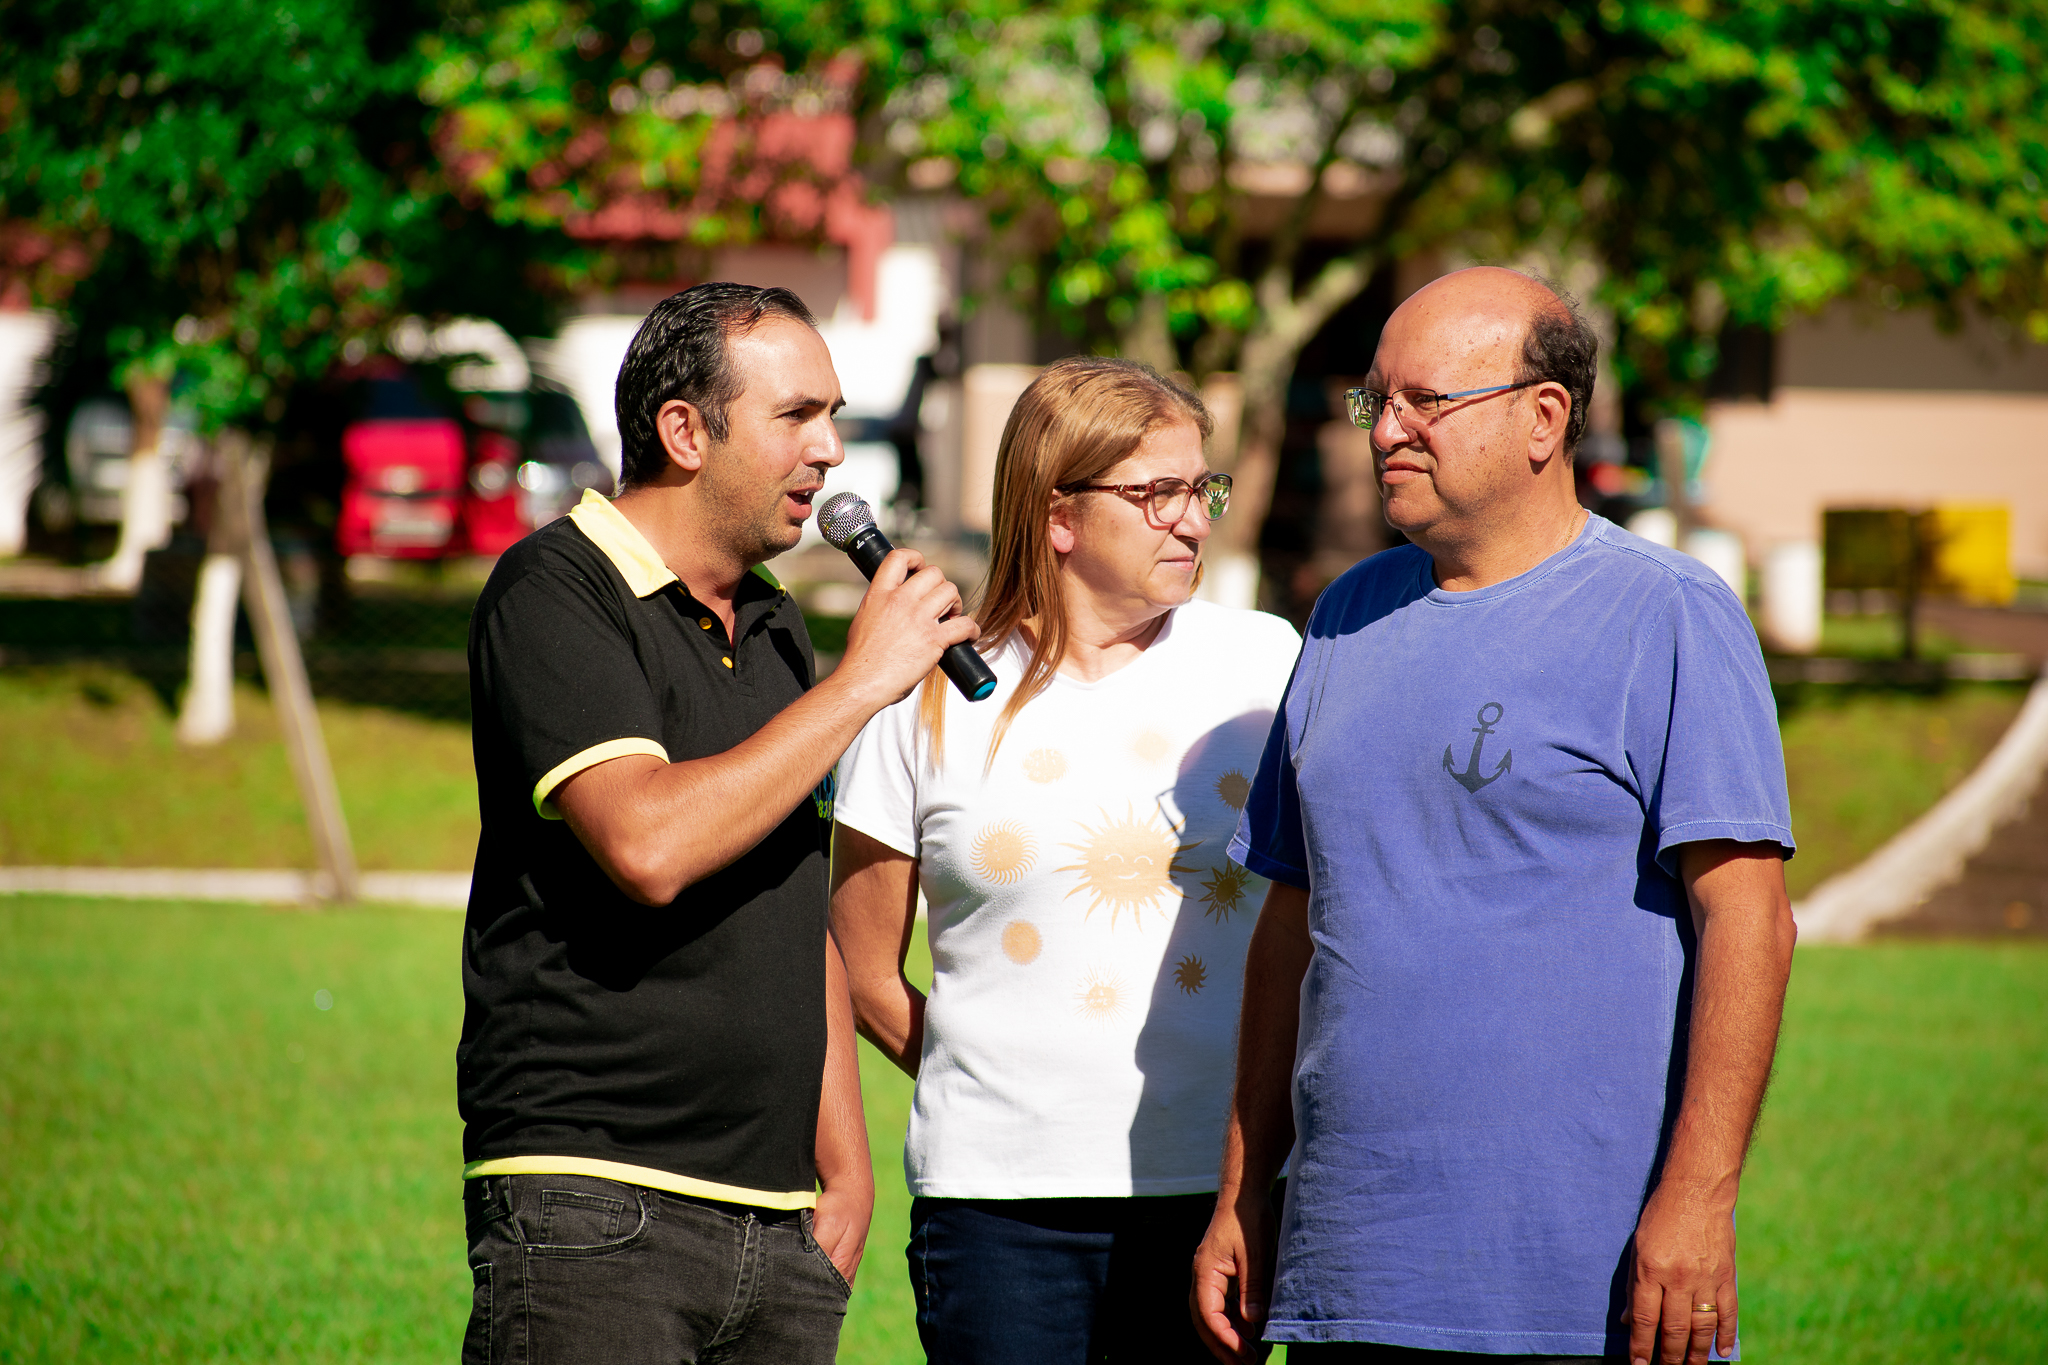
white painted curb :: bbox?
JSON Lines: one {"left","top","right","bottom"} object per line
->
{"left": 1794, "top": 674, "right": 2048, "bottom": 942}
{"left": 0, "top": 866, "right": 470, "bottom": 909}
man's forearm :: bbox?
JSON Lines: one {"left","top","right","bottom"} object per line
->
{"left": 1220, "top": 881, "right": 1312, "bottom": 1200}
{"left": 812, "top": 932, "right": 875, "bottom": 1283}
{"left": 814, "top": 932, "right": 874, "bottom": 1194}
{"left": 560, "top": 669, "right": 887, "bottom": 906}
{"left": 1658, "top": 844, "right": 1797, "bottom": 1199}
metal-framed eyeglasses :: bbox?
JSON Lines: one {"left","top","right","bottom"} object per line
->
{"left": 1345, "top": 380, "right": 1541, "bottom": 431}
{"left": 1055, "top": 473, "right": 1234, "bottom": 523}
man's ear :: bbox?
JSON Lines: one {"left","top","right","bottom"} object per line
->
{"left": 1527, "top": 381, "right": 1571, "bottom": 469}
{"left": 656, "top": 398, "right": 710, "bottom": 474}
{"left": 1047, "top": 494, "right": 1078, "bottom": 555}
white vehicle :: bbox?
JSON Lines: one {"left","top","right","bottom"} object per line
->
{"left": 63, "top": 395, "right": 203, "bottom": 526}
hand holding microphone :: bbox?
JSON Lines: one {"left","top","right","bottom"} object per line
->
{"left": 818, "top": 493, "right": 997, "bottom": 703}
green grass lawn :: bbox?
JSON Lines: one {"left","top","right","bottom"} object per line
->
{"left": 0, "top": 668, "right": 479, "bottom": 871}
{"left": 3, "top": 895, "right": 2043, "bottom": 1362}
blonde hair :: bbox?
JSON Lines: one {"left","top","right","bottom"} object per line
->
{"left": 919, "top": 356, "right": 1212, "bottom": 766}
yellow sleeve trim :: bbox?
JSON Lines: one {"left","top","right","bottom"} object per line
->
{"left": 532, "top": 737, "right": 670, "bottom": 819}
{"left": 462, "top": 1155, "right": 817, "bottom": 1210}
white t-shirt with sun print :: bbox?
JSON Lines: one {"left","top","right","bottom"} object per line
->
{"left": 834, "top": 599, "right": 1303, "bottom": 1198}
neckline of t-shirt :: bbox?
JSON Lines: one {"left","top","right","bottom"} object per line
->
{"left": 991, "top": 601, "right": 1193, "bottom": 694}
{"left": 1416, "top": 513, "right": 1610, "bottom": 607}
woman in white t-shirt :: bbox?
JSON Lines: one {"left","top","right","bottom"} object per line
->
{"left": 832, "top": 356, "right": 1301, "bottom": 1364}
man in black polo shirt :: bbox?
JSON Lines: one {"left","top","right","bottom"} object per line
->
{"left": 459, "top": 283, "right": 978, "bottom": 1364}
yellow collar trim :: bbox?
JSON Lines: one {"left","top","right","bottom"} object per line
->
{"left": 567, "top": 489, "right": 678, "bottom": 599}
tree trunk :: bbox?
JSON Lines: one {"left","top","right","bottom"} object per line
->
{"left": 98, "top": 371, "right": 175, "bottom": 592}
{"left": 1119, "top": 294, "right": 1179, "bottom": 375}
{"left": 177, "top": 437, "right": 252, "bottom": 745}
{"left": 1208, "top": 250, "right": 1383, "bottom": 566}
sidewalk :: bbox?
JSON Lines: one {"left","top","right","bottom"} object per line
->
{"left": 0, "top": 866, "right": 469, "bottom": 908}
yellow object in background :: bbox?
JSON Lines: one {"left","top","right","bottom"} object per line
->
{"left": 1924, "top": 504, "right": 2014, "bottom": 605}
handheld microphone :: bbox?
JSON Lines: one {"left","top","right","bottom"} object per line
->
{"left": 816, "top": 492, "right": 998, "bottom": 703}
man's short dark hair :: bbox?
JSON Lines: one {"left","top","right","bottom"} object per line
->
{"left": 614, "top": 283, "right": 819, "bottom": 488}
{"left": 1516, "top": 283, "right": 1599, "bottom": 460}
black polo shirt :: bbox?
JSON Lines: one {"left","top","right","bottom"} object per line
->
{"left": 458, "top": 489, "right": 829, "bottom": 1207}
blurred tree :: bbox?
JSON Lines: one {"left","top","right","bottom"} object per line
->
{"left": 1534, "top": 0, "right": 2048, "bottom": 410}
{"left": 860, "top": 0, "right": 2048, "bottom": 560}
{"left": 863, "top": 0, "right": 1525, "bottom": 558}
{"left": 0, "top": 0, "right": 560, "bottom": 435}
{"left": 419, "top": 0, "right": 891, "bottom": 301}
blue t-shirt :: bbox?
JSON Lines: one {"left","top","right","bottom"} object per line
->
{"left": 1229, "top": 516, "right": 1792, "bottom": 1355}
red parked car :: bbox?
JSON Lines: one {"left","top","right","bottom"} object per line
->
{"left": 335, "top": 371, "right": 609, "bottom": 560}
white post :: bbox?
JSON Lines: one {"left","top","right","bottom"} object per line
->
{"left": 176, "top": 553, "right": 243, "bottom": 744}
{"left": 1760, "top": 541, "right": 1824, "bottom": 654}
{"left": 1626, "top": 507, "right": 1680, "bottom": 548}
{"left": 1682, "top": 528, "right": 1748, "bottom": 599}
{"left": 97, "top": 443, "right": 174, "bottom": 591}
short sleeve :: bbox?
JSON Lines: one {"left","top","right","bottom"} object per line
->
{"left": 1229, "top": 661, "right": 1310, "bottom": 888}
{"left": 833, "top": 692, "right": 923, "bottom": 858}
{"left": 474, "top": 569, "right": 670, "bottom": 818}
{"left": 1628, "top": 575, "right": 1796, "bottom": 875}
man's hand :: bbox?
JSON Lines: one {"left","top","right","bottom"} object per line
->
{"left": 1191, "top": 1192, "right": 1275, "bottom": 1364}
{"left": 832, "top": 547, "right": 978, "bottom": 708}
{"left": 812, "top": 1178, "right": 872, "bottom": 1287}
{"left": 1627, "top": 1176, "right": 1737, "bottom": 1365}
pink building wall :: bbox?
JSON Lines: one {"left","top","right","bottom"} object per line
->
{"left": 1700, "top": 305, "right": 2048, "bottom": 579}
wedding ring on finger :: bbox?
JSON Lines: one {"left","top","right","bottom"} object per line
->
{"left": 1691, "top": 1303, "right": 1718, "bottom": 1314}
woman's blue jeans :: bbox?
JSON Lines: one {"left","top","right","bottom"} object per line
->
{"left": 907, "top": 1193, "right": 1221, "bottom": 1365}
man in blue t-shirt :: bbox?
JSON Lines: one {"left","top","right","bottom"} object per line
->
{"left": 1192, "top": 268, "right": 1797, "bottom": 1365}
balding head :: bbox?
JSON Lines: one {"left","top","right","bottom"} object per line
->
{"left": 1389, "top": 268, "right": 1597, "bottom": 458}
{"left": 1363, "top": 266, "right": 1597, "bottom": 582}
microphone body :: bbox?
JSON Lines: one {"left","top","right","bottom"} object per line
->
{"left": 821, "top": 504, "right": 997, "bottom": 703}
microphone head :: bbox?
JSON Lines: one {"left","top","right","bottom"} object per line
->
{"left": 817, "top": 492, "right": 876, "bottom": 550}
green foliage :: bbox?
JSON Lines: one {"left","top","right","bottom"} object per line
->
{"left": 861, "top": 0, "right": 2048, "bottom": 417}
{"left": 6, "top": 0, "right": 2041, "bottom": 443}
{"left": 860, "top": 0, "right": 1493, "bottom": 366}
{"left": 0, "top": 0, "right": 557, "bottom": 429}
{"left": 1528, "top": 0, "right": 2048, "bottom": 406}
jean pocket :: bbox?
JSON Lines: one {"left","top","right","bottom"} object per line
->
{"left": 531, "top": 1187, "right": 646, "bottom": 1254}
{"left": 800, "top": 1209, "right": 855, "bottom": 1300}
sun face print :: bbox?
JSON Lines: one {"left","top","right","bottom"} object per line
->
{"left": 1057, "top": 806, "right": 1202, "bottom": 928}
{"left": 1023, "top": 748, "right": 1068, "bottom": 783}
{"left": 1001, "top": 920, "right": 1043, "bottom": 965}
{"left": 1214, "top": 769, "right": 1251, "bottom": 811}
{"left": 972, "top": 820, "right": 1037, "bottom": 885}
{"left": 1132, "top": 730, "right": 1172, "bottom": 765}
{"left": 1198, "top": 863, "right": 1253, "bottom": 922}
{"left": 1173, "top": 955, "right": 1208, "bottom": 994}
{"left": 1074, "top": 966, "right": 1130, "bottom": 1022}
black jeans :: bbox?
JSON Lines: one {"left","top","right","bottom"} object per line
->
{"left": 462, "top": 1173, "right": 849, "bottom": 1365}
{"left": 908, "top": 1193, "right": 1219, "bottom": 1365}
